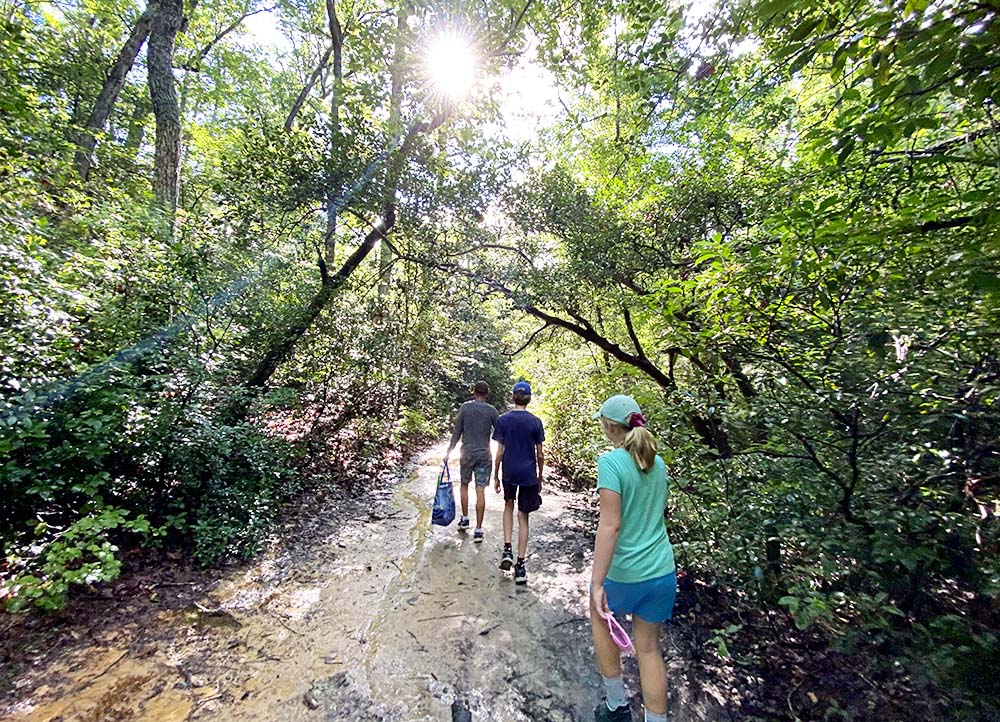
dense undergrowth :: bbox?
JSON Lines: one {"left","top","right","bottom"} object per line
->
{"left": 527, "top": 334, "right": 999, "bottom": 719}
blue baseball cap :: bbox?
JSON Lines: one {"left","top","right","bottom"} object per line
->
{"left": 512, "top": 380, "right": 532, "bottom": 394}
{"left": 592, "top": 394, "right": 642, "bottom": 424}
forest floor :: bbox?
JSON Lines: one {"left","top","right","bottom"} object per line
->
{"left": 0, "top": 443, "right": 950, "bottom": 722}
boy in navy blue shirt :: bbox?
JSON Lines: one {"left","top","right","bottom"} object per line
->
{"left": 492, "top": 381, "right": 545, "bottom": 585}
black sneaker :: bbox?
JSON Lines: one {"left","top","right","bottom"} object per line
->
{"left": 499, "top": 548, "right": 514, "bottom": 571}
{"left": 514, "top": 561, "right": 527, "bottom": 585}
{"left": 593, "top": 699, "right": 631, "bottom": 721}
{"left": 457, "top": 517, "right": 470, "bottom": 530}
{"left": 473, "top": 528, "right": 484, "bottom": 544}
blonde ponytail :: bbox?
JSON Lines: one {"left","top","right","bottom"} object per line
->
{"left": 623, "top": 426, "right": 657, "bottom": 472}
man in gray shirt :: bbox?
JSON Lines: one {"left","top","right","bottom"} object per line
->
{"left": 444, "top": 381, "right": 500, "bottom": 542}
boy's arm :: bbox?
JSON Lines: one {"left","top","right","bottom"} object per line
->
{"left": 444, "top": 406, "right": 464, "bottom": 462}
{"left": 535, "top": 419, "right": 545, "bottom": 484}
{"left": 493, "top": 442, "right": 505, "bottom": 493}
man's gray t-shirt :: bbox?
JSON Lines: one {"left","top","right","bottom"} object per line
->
{"left": 449, "top": 400, "right": 499, "bottom": 461}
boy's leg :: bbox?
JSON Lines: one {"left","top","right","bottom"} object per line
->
{"left": 517, "top": 511, "right": 529, "bottom": 560}
{"left": 515, "top": 483, "right": 540, "bottom": 560}
{"left": 503, "top": 499, "right": 515, "bottom": 545}
{"left": 632, "top": 616, "right": 668, "bottom": 716}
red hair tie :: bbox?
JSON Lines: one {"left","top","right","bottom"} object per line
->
{"left": 628, "top": 413, "right": 646, "bottom": 428}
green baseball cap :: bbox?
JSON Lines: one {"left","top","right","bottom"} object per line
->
{"left": 592, "top": 394, "right": 642, "bottom": 424}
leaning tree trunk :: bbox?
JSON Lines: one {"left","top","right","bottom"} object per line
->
{"left": 238, "top": 113, "right": 447, "bottom": 410}
{"left": 74, "top": 9, "right": 153, "bottom": 180}
{"left": 147, "top": 0, "right": 184, "bottom": 215}
{"left": 284, "top": 44, "right": 333, "bottom": 132}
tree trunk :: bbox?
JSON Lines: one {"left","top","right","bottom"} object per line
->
{"left": 74, "top": 9, "right": 153, "bottom": 180}
{"left": 378, "top": 2, "right": 408, "bottom": 299}
{"left": 124, "top": 95, "right": 150, "bottom": 151}
{"left": 324, "top": 0, "right": 344, "bottom": 266}
{"left": 762, "top": 531, "right": 783, "bottom": 601}
{"left": 147, "top": 0, "right": 184, "bottom": 214}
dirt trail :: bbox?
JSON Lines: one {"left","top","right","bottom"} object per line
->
{"left": 3, "top": 446, "right": 724, "bottom": 722}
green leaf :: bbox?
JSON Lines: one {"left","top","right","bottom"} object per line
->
{"left": 788, "top": 46, "right": 817, "bottom": 76}
{"left": 779, "top": 595, "right": 800, "bottom": 614}
{"left": 969, "top": 270, "right": 1000, "bottom": 293}
{"left": 836, "top": 136, "right": 856, "bottom": 165}
{"left": 757, "top": 0, "right": 797, "bottom": 19}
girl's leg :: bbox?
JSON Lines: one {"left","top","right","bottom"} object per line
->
{"left": 590, "top": 600, "right": 623, "bottom": 678}
{"left": 503, "top": 498, "right": 515, "bottom": 545}
{"left": 517, "top": 510, "right": 529, "bottom": 559}
{"left": 632, "top": 616, "right": 668, "bottom": 716}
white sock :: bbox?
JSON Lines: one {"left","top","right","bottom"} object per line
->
{"left": 644, "top": 709, "right": 668, "bottom": 722}
{"left": 602, "top": 675, "right": 627, "bottom": 710}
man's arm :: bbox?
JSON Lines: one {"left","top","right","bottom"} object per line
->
{"left": 535, "top": 443, "right": 545, "bottom": 485}
{"left": 444, "top": 405, "right": 464, "bottom": 461}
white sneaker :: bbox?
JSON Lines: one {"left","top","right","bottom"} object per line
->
{"left": 457, "top": 516, "right": 470, "bottom": 530}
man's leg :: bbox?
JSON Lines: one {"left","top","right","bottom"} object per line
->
{"left": 503, "top": 499, "right": 515, "bottom": 545}
{"left": 633, "top": 616, "right": 668, "bottom": 716}
{"left": 475, "top": 486, "right": 486, "bottom": 529}
{"left": 473, "top": 461, "right": 489, "bottom": 530}
{"left": 458, "top": 459, "right": 473, "bottom": 521}
{"left": 517, "top": 510, "right": 529, "bottom": 559}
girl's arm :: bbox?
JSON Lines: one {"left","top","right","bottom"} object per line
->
{"left": 591, "top": 488, "right": 622, "bottom": 616}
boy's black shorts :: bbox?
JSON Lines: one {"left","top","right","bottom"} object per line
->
{"left": 502, "top": 481, "right": 541, "bottom": 514}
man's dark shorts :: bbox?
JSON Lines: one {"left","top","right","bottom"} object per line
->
{"left": 460, "top": 456, "right": 491, "bottom": 487}
{"left": 502, "top": 481, "right": 541, "bottom": 513}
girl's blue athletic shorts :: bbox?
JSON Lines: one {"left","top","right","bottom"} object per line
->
{"left": 604, "top": 571, "right": 676, "bottom": 623}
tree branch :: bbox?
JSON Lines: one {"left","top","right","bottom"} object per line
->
{"left": 504, "top": 323, "right": 551, "bottom": 356}
{"left": 622, "top": 307, "right": 646, "bottom": 359}
{"left": 285, "top": 44, "right": 334, "bottom": 131}
{"left": 179, "top": 6, "right": 274, "bottom": 72}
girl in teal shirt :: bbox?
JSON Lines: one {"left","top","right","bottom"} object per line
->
{"left": 590, "top": 395, "right": 676, "bottom": 722}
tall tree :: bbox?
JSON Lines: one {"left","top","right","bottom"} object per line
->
{"left": 147, "top": 0, "right": 184, "bottom": 214}
{"left": 323, "top": 0, "right": 344, "bottom": 266}
{"left": 378, "top": 0, "right": 408, "bottom": 299}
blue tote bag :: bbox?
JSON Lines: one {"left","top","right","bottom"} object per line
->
{"left": 431, "top": 462, "right": 455, "bottom": 526}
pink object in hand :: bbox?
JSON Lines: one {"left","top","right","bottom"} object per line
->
{"left": 605, "top": 613, "right": 633, "bottom": 653}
